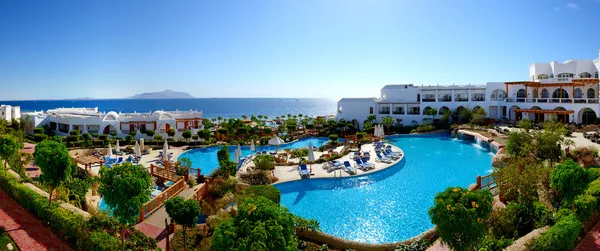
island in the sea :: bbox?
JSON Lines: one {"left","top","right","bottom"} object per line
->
{"left": 129, "top": 90, "right": 194, "bottom": 99}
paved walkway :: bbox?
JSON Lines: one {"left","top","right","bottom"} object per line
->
{"left": 574, "top": 220, "right": 600, "bottom": 251}
{"left": 0, "top": 189, "right": 73, "bottom": 251}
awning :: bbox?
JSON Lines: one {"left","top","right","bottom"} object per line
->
{"left": 513, "top": 109, "right": 574, "bottom": 114}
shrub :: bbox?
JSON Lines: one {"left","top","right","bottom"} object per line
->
{"left": 416, "top": 124, "right": 435, "bottom": 133}
{"left": 84, "top": 231, "right": 120, "bottom": 250}
{"left": 574, "top": 194, "right": 597, "bottom": 222}
{"left": 99, "top": 134, "right": 109, "bottom": 141}
{"left": 588, "top": 168, "right": 600, "bottom": 182}
{"left": 394, "top": 239, "right": 430, "bottom": 251}
{"left": 33, "top": 133, "right": 48, "bottom": 142}
{"left": 52, "top": 135, "right": 63, "bottom": 143}
{"left": 239, "top": 185, "right": 281, "bottom": 204}
{"left": 33, "top": 128, "right": 44, "bottom": 134}
{"left": 554, "top": 208, "right": 573, "bottom": 222}
{"left": 291, "top": 148, "right": 308, "bottom": 158}
{"left": 478, "top": 235, "right": 513, "bottom": 251}
{"left": 66, "top": 135, "right": 79, "bottom": 142}
{"left": 69, "top": 130, "right": 80, "bottom": 136}
{"left": 239, "top": 171, "right": 272, "bottom": 185}
{"left": 586, "top": 179, "right": 600, "bottom": 199}
{"left": 530, "top": 214, "right": 581, "bottom": 251}
{"left": 328, "top": 134, "right": 338, "bottom": 142}
{"left": 253, "top": 154, "right": 275, "bottom": 170}
{"left": 171, "top": 226, "right": 210, "bottom": 251}
{"left": 487, "top": 201, "right": 551, "bottom": 239}
{"left": 207, "top": 176, "right": 237, "bottom": 198}
{"left": 428, "top": 187, "right": 493, "bottom": 251}
{"left": 91, "top": 133, "right": 99, "bottom": 138}
{"left": 356, "top": 132, "right": 366, "bottom": 139}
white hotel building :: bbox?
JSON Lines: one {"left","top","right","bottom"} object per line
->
{"left": 336, "top": 51, "right": 600, "bottom": 129}
{"left": 25, "top": 107, "right": 203, "bottom": 139}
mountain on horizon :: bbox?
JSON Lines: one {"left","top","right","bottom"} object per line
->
{"left": 130, "top": 90, "right": 194, "bottom": 99}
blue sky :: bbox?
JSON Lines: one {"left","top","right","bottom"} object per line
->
{"left": 0, "top": 0, "right": 599, "bottom": 100}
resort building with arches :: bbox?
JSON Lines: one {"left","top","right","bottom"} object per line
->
{"left": 337, "top": 50, "right": 600, "bottom": 128}
{"left": 24, "top": 107, "right": 203, "bottom": 139}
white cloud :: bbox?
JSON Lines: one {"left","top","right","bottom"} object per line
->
{"left": 566, "top": 3, "right": 580, "bottom": 9}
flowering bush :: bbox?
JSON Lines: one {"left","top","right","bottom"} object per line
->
{"left": 428, "top": 187, "right": 493, "bottom": 251}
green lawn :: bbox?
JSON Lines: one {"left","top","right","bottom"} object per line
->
{"left": 0, "top": 227, "right": 18, "bottom": 251}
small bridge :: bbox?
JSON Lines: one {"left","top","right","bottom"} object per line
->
{"left": 476, "top": 173, "right": 499, "bottom": 196}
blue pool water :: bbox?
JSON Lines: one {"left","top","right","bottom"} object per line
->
{"left": 178, "top": 137, "right": 332, "bottom": 175}
{"left": 274, "top": 134, "right": 493, "bottom": 244}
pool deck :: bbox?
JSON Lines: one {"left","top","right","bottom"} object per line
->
{"left": 264, "top": 143, "right": 404, "bottom": 184}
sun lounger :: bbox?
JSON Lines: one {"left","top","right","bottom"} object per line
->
{"left": 299, "top": 164, "right": 310, "bottom": 177}
{"left": 376, "top": 153, "right": 392, "bottom": 163}
{"left": 382, "top": 151, "right": 400, "bottom": 160}
{"left": 363, "top": 151, "right": 371, "bottom": 159}
{"left": 385, "top": 149, "right": 401, "bottom": 156}
{"left": 361, "top": 158, "right": 375, "bottom": 169}
{"left": 115, "top": 157, "right": 124, "bottom": 165}
{"left": 354, "top": 159, "right": 369, "bottom": 171}
{"left": 343, "top": 161, "right": 357, "bottom": 174}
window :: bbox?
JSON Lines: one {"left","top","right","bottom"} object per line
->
{"left": 574, "top": 88, "right": 583, "bottom": 98}
{"left": 516, "top": 89, "right": 526, "bottom": 98}
{"left": 338, "top": 106, "right": 342, "bottom": 114}
{"left": 537, "top": 74, "right": 549, "bottom": 80}
{"left": 596, "top": 72, "right": 599, "bottom": 78}
{"left": 471, "top": 93, "right": 485, "bottom": 101}
{"left": 552, "top": 89, "right": 569, "bottom": 99}
{"left": 393, "top": 106, "right": 404, "bottom": 114}
{"left": 541, "top": 89, "right": 549, "bottom": 98}
{"left": 588, "top": 88, "right": 596, "bottom": 99}
{"left": 379, "top": 106, "right": 390, "bottom": 114}
{"left": 369, "top": 107, "right": 373, "bottom": 114}
{"left": 579, "top": 72, "right": 592, "bottom": 78}
{"left": 557, "top": 73, "right": 574, "bottom": 81}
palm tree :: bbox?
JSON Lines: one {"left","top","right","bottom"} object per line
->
{"left": 382, "top": 116, "right": 394, "bottom": 135}
{"left": 217, "top": 116, "right": 222, "bottom": 126}
{"left": 367, "top": 114, "right": 377, "bottom": 124}
{"left": 242, "top": 115, "right": 248, "bottom": 120}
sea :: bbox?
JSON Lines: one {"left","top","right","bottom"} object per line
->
{"left": 0, "top": 98, "right": 337, "bottom": 118}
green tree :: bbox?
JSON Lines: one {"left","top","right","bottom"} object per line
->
{"left": 34, "top": 140, "right": 71, "bottom": 207}
{"left": 429, "top": 187, "right": 493, "bottom": 251}
{"left": 217, "top": 146, "right": 237, "bottom": 176}
{"left": 471, "top": 107, "right": 487, "bottom": 125}
{"left": 362, "top": 121, "right": 373, "bottom": 133}
{"left": 459, "top": 108, "right": 472, "bottom": 124}
{"left": 550, "top": 159, "right": 588, "bottom": 211}
{"left": 165, "top": 197, "right": 201, "bottom": 251}
{"left": 367, "top": 114, "right": 377, "bottom": 123}
{"left": 264, "top": 127, "right": 273, "bottom": 135}
{"left": 424, "top": 108, "right": 438, "bottom": 120}
{"left": 145, "top": 130, "right": 155, "bottom": 138}
{"left": 505, "top": 130, "right": 535, "bottom": 160}
{"left": 167, "top": 128, "right": 176, "bottom": 139}
{"left": 328, "top": 134, "right": 339, "bottom": 143}
{"left": 517, "top": 119, "right": 533, "bottom": 131}
{"left": 211, "top": 197, "right": 300, "bottom": 251}
{"left": 0, "top": 135, "right": 20, "bottom": 176}
{"left": 381, "top": 116, "right": 394, "bottom": 135}
{"left": 182, "top": 130, "right": 192, "bottom": 143}
{"left": 153, "top": 134, "right": 163, "bottom": 145}
{"left": 99, "top": 162, "right": 152, "bottom": 251}
{"left": 536, "top": 121, "right": 571, "bottom": 166}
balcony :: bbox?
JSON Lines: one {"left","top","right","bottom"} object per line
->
{"left": 439, "top": 96, "right": 452, "bottom": 102}
{"left": 421, "top": 98, "right": 436, "bottom": 102}
{"left": 378, "top": 110, "right": 390, "bottom": 115}
{"left": 392, "top": 110, "right": 404, "bottom": 115}
{"left": 455, "top": 97, "right": 469, "bottom": 102}
{"left": 505, "top": 98, "right": 599, "bottom": 104}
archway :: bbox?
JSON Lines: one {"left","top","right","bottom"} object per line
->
{"left": 588, "top": 88, "right": 596, "bottom": 99}
{"left": 456, "top": 106, "right": 466, "bottom": 113}
{"left": 439, "top": 106, "right": 450, "bottom": 115}
{"left": 472, "top": 106, "right": 482, "bottom": 112}
{"left": 423, "top": 106, "right": 433, "bottom": 115}
{"left": 517, "top": 89, "right": 526, "bottom": 101}
{"left": 509, "top": 106, "right": 521, "bottom": 121}
{"left": 579, "top": 108, "right": 597, "bottom": 125}
{"left": 554, "top": 107, "right": 569, "bottom": 123}
{"left": 351, "top": 119, "right": 360, "bottom": 131}
{"left": 490, "top": 89, "right": 507, "bottom": 101}
{"left": 529, "top": 106, "right": 543, "bottom": 123}
{"left": 541, "top": 89, "right": 549, "bottom": 98}
{"left": 103, "top": 124, "right": 117, "bottom": 135}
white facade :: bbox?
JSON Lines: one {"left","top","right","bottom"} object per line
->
{"left": 0, "top": 105, "right": 21, "bottom": 122}
{"left": 23, "top": 107, "right": 203, "bottom": 139}
{"left": 337, "top": 50, "right": 600, "bottom": 128}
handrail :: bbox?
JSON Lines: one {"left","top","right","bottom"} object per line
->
{"left": 187, "top": 180, "right": 210, "bottom": 201}
{"left": 150, "top": 164, "right": 180, "bottom": 182}
{"left": 139, "top": 178, "right": 185, "bottom": 222}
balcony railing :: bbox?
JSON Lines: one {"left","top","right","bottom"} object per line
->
{"left": 421, "top": 98, "right": 436, "bottom": 102}
{"left": 439, "top": 97, "right": 452, "bottom": 102}
{"left": 407, "top": 111, "right": 420, "bottom": 115}
{"left": 455, "top": 98, "right": 469, "bottom": 102}
{"left": 506, "top": 98, "right": 599, "bottom": 104}
{"left": 379, "top": 110, "right": 390, "bottom": 115}
{"left": 471, "top": 97, "right": 485, "bottom": 102}
{"left": 392, "top": 110, "right": 404, "bottom": 115}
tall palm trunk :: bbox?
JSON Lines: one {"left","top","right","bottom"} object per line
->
{"left": 48, "top": 186, "right": 54, "bottom": 207}
{"left": 121, "top": 225, "right": 125, "bottom": 251}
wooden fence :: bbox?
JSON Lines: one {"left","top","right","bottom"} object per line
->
{"left": 150, "top": 164, "right": 180, "bottom": 182}
{"left": 187, "top": 178, "right": 210, "bottom": 201}
{"left": 139, "top": 178, "right": 185, "bottom": 222}
{"left": 476, "top": 173, "right": 498, "bottom": 196}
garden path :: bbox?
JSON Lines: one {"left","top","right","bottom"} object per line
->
{"left": 0, "top": 189, "right": 73, "bottom": 251}
{"left": 574, "top": 220, "right": 600, "bottom": 251}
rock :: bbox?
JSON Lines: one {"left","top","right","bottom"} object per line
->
{"left": 492, "top": 152, "right": 509, "bottom": 168}
{"left": 7, "top": 243, "right": 13, "bottom": 250}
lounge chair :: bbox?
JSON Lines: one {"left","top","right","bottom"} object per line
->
{"left": 354, "top": 159, "right": 369, "bottom": 171}
{"left": 363, "top": 151, "right": 371, "bottom": 160}
{"left": 376, "top": 153, "right": 392, "bottom": 163}
{"left": 343, "top": 161, "right": 357, "bottom": 174}
{"left": 382, "top": 151, "right": 400, "bottom": 160}
{"left": 385, "top": 148, "right": 401, "bottom": 156}
{"left": 361, "top": 158, "right": 375, "bottom": 169}
{"left": 325, "top": 161, "right": 343, "bottom": 172}
{"left": 299, "top": 164, "right": 310, "bottom": 177}
{"left": 115, "top": 157, "right": 124, "bottom": 165}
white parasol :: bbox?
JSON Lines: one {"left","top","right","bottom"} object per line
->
{"left": 162, "top": 139, "right": 169, "bottom": 161}
{"left": 140, "top": 138, "right": 144, "bottom": 155}
{"left": 268, "top": 136, "right": 285, "bottom": 152}
{"left": 307, "top": 142, "right": 315, "bottom": 173}
{"left": 237, "top": 144, "right": 242, "bottom": 159}
{"left": 134, "top": 141, "right": 140, "bottom": 158}
{"left": 107, "top": 143, "right": 113, "bottom": 158}
{"left": 115, "top": 140, "right": 120, "bottom": 153}
{"left": 250, "top": 140, "right": 255, "bottom": 153}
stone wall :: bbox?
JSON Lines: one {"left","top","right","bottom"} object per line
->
{"left": 298, "top": 227, "right": 436, "bottom": 251}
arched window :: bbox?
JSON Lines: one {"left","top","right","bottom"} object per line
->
{"left": 439, "top": 106, "right": 450, "bottom": 115}
{"left": 588, "top": 88, "right": 596, "bottom": 99}
{"left": 532, "top": 89, "right": 538, "bottom": 98}
{"left": 574, "top": 88, "right": 583, "bottom": 98}
{"left": 552, "top": 89, "right": 569, "bottom": 98}
{"left": 517, "top": 89, "right": 526, "bottom": 98}
{"left": 490, "top": 89, "right": 506, "bottom": 101}
{"left": 541, "top": 89, "right": 549, "bottom": 98}
{"left": 579, "top": 72, "right": 592, "bottom": 78}
{"left": 537, "top": 74, "right": 549, "bottom": 80}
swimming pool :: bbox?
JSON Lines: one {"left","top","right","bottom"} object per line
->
{"left": 274, "top": 134, "right": 493, "bottom": 244}
{"left": 178, "top": 137, "right": 333, "bottom": 175}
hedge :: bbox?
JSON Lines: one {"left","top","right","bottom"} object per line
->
{"left": 33, "top": 133, "right": 48, "bottom": 142}
{"left": 33, "top": 128, "right": 44, "bottom": 134}
{"left": 574, "top": 193, "right": 597, "bottom": 222}
{"left": 530, "top": 214, "right": 581, "bottom": 251}
{"left": 239, "top": 185, "right": 281, "bottom": 204}
{"left": 0, "top": 174, "right": 130, "bottom": 250}
{"left": 69, "top": 130, "right": 80, "bottom": 136}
